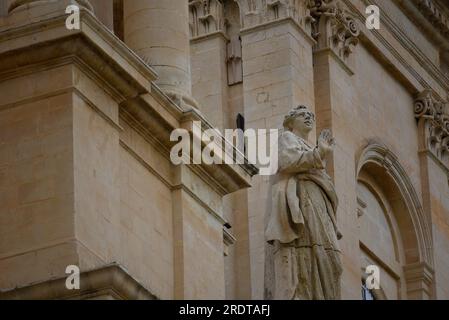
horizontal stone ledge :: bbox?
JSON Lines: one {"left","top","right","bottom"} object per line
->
{"left": 0, "top": 264, "right": 158, "bottom": 300}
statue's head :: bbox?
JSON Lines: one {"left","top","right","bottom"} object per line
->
{"left": 283, "top": 105, "right": 315, "bottom": 135}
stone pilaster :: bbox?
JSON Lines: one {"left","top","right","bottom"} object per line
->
{"left": 189, "top": 0, "right": 229, "bottom": 131}
{"left": 239, "top": 3, "right": 316, "bottom": 299}
{"left": 310, "top": 0, "right": 361, "bottom": 299}
{"left": 414, "top": 89, "right": 448, "bottom": 299}
{"left": 414, "top": 90, "right": 449, "bottom": 169}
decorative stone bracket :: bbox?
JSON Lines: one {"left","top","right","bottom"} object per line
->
{"left": 308, "top": 0, "right": 360, "bottom": 60}
{"left": 0, "top": 264, "right": 157, "bottom": 300}
{"left": 414, "top": 90, "right": 449, "bottom": 170}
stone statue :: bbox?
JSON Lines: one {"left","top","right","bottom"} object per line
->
{"left": 265, "top": 105, "right": 343, "bottom": 300}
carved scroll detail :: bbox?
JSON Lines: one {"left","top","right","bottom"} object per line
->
{"left": 415, "top": 90, "right": 449, "bottom": 169}
{"left": 308, "top": 0, "right": 360, "bottom": 59}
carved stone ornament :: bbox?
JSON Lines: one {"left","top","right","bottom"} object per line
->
{"left": 414, "top": 90, "right": 449, "bottom": 169}
{"left": 412, "top": 0, "right": 449, "bottom": 38}
{"left": 189, "top": 0, "right": 226, "bottom": 38}
{"left": 308, "top": 0, "right": 360, "bottom": 59}
{"left": 226, "top": 0, "right": 313, "bottom": 31}
{"left": 189, "top": 1, "right": 315, "bottom": 35}
{"left": 265, "top": 0, "right": 314, "bottom": 32}
{"left": 265, "top": 105, "right": 342, "bottom": 300}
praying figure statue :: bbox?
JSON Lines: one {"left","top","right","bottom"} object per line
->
{"left": 265, "top": 105, "right": 343, "bottom": 300}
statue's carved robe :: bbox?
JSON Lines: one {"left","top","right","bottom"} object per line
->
{"left": 265, "top": 131, "right": 343, "bottom": 300}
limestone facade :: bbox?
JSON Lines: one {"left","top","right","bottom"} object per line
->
{"left": 0, "top": 0, "right": 448, "bottom": 300}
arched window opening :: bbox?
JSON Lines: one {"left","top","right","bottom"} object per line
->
{"left": 356, "top": 144, "right": 434, "bottom": 300}
{"left": 357, "top": 174, "right": 406, "bottom": 300}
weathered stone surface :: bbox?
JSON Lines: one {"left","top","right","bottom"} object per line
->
{"left": 0, "top": 1, "right": 254, "bottom": 300}
{"left": 1, "top": 0, "right": 449, "bottom": 300}
{"left": 265, "top": 105, "right": 342, "bottom": 300}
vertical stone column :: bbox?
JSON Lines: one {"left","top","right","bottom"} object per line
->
{"left": 414, "top": 90, "right": 447, "bottom": 299}
{"left": 124, "top": 0, "right": 197, "bottom": 108}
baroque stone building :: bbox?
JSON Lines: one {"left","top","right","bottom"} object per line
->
{"left": 0, "top": 0, "right": 448, "bottom": 300}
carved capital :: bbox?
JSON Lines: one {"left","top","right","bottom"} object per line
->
{"left": 189, "top": 0, "right": 226, "bottom": 38}
{"left": 265, "top": 0, "right": 314, "bottom": 32}
{"left": 308, "top": 0, "right": 360, "bottom": 59}
{"left": 415, "top": 90, "right": 449, "bottom": 169}
{"left": 190, "top": 1, "right": 315, "bottom": 39}
{"left": 232, "top": 0, "right": 313, "bottom": 33}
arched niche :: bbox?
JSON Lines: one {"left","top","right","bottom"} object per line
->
{"left": 356, "top": 143, "right": 434, "bottom": 299}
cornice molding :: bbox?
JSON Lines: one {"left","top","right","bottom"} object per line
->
{"left": 0, "top": 4, "right": 256, "bottom": 196}
{"left": 0, "top": 264, "right": 157, "bottom": 300}
{"left": 412, "top": 0, "right": 449, "bottom": 39}
{"left": 342, "top": 0, "right": 449, "bottom": 95}
{"left": 394, "top": 0, "right": 449, "bottom": 55}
